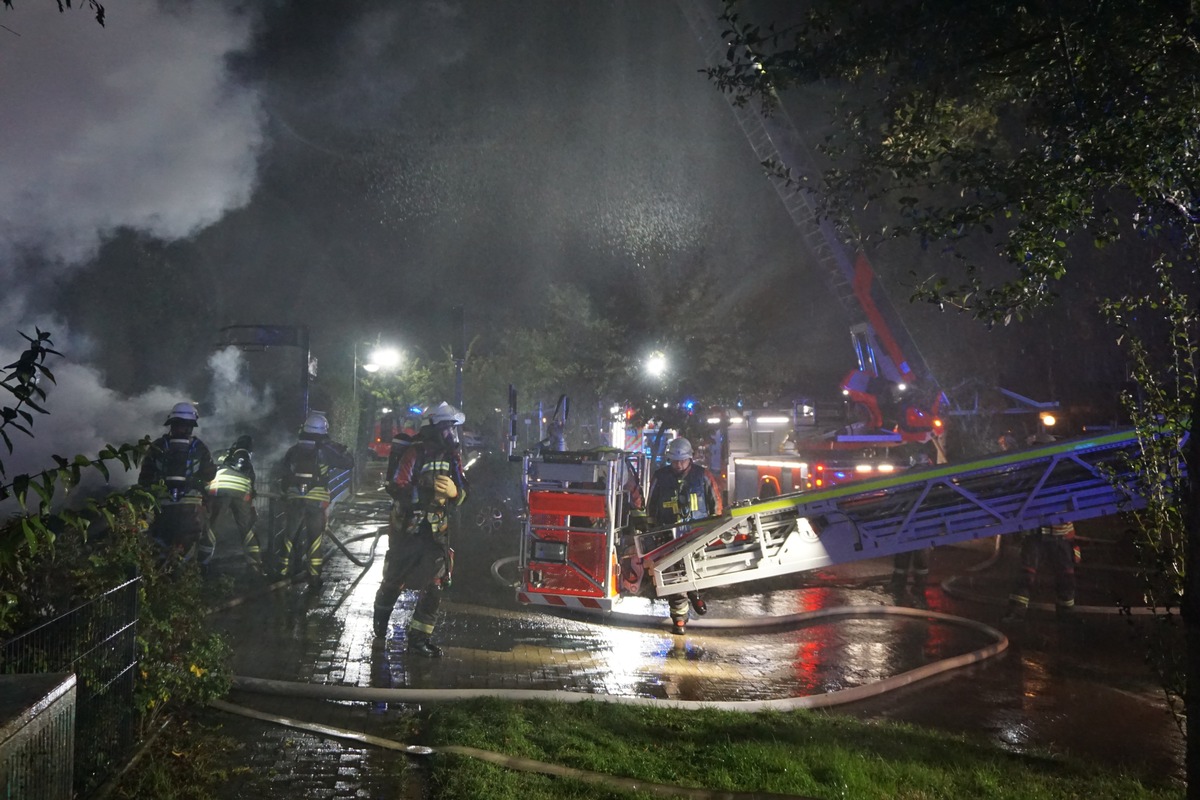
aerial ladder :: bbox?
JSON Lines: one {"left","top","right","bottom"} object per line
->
{"left": 516, "top": 429, "right": 1167, "bottom": 608}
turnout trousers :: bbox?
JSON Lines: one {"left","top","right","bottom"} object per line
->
{"left": 209, "top": 495, "right": 262, "bottom": 572}
{"left": 373, "top": 508, "right": 450, "bottom": 639}
{"left": 280, "top": 498, "right": 328, "bottom": 580}
{"left": 1009, "top": 531, "right": 1077, "bottom": 612}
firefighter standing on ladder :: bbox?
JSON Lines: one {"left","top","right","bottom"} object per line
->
{"left": 372, "top": 401, "right": 469, "bottom": 657}
{"left": 138, "top": 402, "right": 217, "bottom": 565}
{"left": 646, "top": 437, "right": 724, "bottom": 634}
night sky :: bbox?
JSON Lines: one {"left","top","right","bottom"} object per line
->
{"left": 0, "top": 0, "right": 1122, "bottom": 475}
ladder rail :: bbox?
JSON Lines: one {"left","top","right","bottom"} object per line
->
{"left": 642, "top": 429, "right": 1167, "bottom": 596}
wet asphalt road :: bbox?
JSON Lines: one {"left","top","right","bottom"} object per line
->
{"left": 200, "top": 489, "right": 1185, "bottom": 797}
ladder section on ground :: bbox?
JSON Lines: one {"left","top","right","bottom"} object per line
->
{"left": 636, "top": 429, "right": 1163, "bottom": 598}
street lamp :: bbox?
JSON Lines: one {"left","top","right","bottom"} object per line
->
{"left": 363, "top": 346, "right": 403, "bottom": 373}
{"left": 645, "top": 351, "right": 668, "bottom": 379}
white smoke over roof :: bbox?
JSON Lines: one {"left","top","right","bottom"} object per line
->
{"left": 0, "top": 0, "right": 263, "bottom": 266}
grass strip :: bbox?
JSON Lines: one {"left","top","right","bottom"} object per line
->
{"left": 418, "top": 697, "right": 1182, "bottom": 800}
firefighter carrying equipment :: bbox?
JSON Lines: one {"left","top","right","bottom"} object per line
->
{"left": 666, "top": 437, "right": 694, "bottom": 462}
{"left": 282, "top": 441, "right": 333, "bottom": 503}
{"left": 165, "top": 401, "right": 200, "bottom": 426}
{"left": 373, "top": 423, "right": 468, "bottom": 647}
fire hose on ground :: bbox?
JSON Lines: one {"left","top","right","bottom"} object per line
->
{"left": 213, "top": 539, "right": 1012, "bottom": 799}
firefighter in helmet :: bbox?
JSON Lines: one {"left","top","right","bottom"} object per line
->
{"left": 372, "top": 401, "right": 469, "bottom": 657}
{"left": 138, "top": 402, "right": 217, "bottom": 563}
{"left": 646, "top": 437, "right": 724, "bottom": 634}
{"left": 207, "top": 434, "right": 263, "bottom": 576}
{"left": 278, "top": 412, "right": 354, "bottom": 588}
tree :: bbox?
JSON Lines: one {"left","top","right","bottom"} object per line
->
{"left": 703, "top": 0, "right": 1199, "bottom": 785}
{"left": 2, "top": 0, "right": 105, "bottom": 27}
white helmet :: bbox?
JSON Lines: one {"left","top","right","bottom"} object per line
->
{"left": 164, "top": 402, "right": 199, "bottom": 426}
{"left": 666, "top": 437, "right": 693, "bottom": 461}
{"left": 427, "top": 401, "right": 465, "bottom": 426}
{"left": 302, "top": 412, "right": 329, "bottom": 435}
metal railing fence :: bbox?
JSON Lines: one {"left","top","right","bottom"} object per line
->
{"left": 0, "top": 578, "right": 140, "bottom": 796}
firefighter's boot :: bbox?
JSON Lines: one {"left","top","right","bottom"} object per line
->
{"left": 373, "top": 607, "right": 391, "bottom": 639}
{"left": 671, "top": 616, "right": 687, "bottom": 636}
{"left": 1001, "top": 598, "right": 1028, "bottom": 624}
{"left": 687, "top": 590, "right": 708, "bottom": 616}
{"left": 408, "top": 633, "right": 444, "bottom": 658}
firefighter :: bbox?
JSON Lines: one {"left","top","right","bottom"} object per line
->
{"left": 1002, "top": 521, "right": 1080, "bottom": 623}
{"left": 207, "top": 434, "right": 263, "bottom": 575}
{"left": 372, "top": 401, "right": 469, "bottom": 657}
{"left": 138, "top": 402, "right": 217, "bottom": 564}
{"left": 646, "top": 437, "right": 724, "bottom": 634}
{"left": 278, "top": 412, "right": 354, "bottom": 588}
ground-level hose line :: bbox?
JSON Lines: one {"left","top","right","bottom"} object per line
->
{"left": 210, "top": 697, "right": 820, "bottom": 800}
{"left": 232, "top": 605, "right": 1007, "bottom": 711}
{"left": 207, "top": 526, "right": 385, "bottom": 615}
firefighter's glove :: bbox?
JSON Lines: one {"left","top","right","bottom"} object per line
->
{"left": 433, "top": 475, "right": 459, "bottom": 502}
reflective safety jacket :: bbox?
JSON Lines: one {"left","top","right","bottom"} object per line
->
{"left": 208, "top": 447, "right": 256, "bottom": 501}
{"left": 138, "top": 435, "right": 217, "bottom": 505}
{"left": 1040, "top": 522, "right": 1075, "bottom": 538}
{"left": 280, "top": 437, "right": 354, "bottom": 504}
{"left": 647, "top": 462, "right": 724, "bottom": 526}
{"left": 391, "top": 426, "right": 468, "bottom": 517}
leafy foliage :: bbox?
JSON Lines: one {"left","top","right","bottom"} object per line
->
{"left": 1101, "top": 262, "right": 1194, "bottom": 727}
{"left": 2, "top": 0, "right": 105, "bottom": 26}
{"left": 0, "top": 331, "right": 229, "bottom": 736}
{"left": 708, "top": 0, "right": 1200, "bottom": 325}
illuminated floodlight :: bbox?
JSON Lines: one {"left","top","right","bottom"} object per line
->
{"left": 644, "top": 351, "right": 668, "bottom": 379}
{"left": 1041, "top": 413, "right": 1057, "bottom": 427}
{"left": 365, "top": 346, "right": 403, "bottom": 373}
{"left": 755, "top": 416, "right": 790, "bottom": 425}
{"left": 706, "top": 417, "right": 722, "bottom": 425}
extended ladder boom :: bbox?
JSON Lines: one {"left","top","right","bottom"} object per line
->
{"left": 636, "top": 428, "right": 1166, "bottom": 597}
{"left": 676, "top": 0, "right": 935, "bottom": 393}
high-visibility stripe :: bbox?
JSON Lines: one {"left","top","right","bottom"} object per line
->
{"left": 516, "top": 592, "right": 608, "bottom": 610}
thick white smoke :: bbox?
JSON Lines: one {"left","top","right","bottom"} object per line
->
{"left": 0, "top": 2, "right": 266, "bottom": 498}
{"left": 0, "top": 340, "right": 277, "bottom": 492}
{"left": 0, "top": 1, "right": 263, "bottom": 266}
